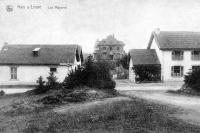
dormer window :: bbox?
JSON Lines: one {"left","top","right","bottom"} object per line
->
{"left": 32, "top": 48, "right": 40, "bottom": 56}
{"left": 172, "top": 50, "right": 183, "bottom": 60}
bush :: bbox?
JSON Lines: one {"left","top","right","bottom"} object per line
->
{"left": 63, "top": 55, "right": 116, "bottom": 90}
{"left": 133, "top": 65, "right": 161, "bottom": 82}
{"left": 34, "top": 76, "right": 47, "bottom": 94}
{"left": 63, "top": 89, "right": 88, "bottom": 102}
{"left": 39, "top": 95, "right": 62, "bottom": 104}
{"left": 46, "top": 72, "right": 60, "bottom": 90}
{"left": 184, "top": 69, "right": 200, "bottom": 91}
{"left": 0, "top": 90, "right": 5, "bottom": 96}
{"left": 34, "top": 73, "right": 60, "bottom": 95}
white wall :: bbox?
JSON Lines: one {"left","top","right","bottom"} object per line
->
{"left": 151, "top": 39, "right": 164, "bottom": 81}
{"left": 162, "top": 50, "right": 200, "bottom": 81}
{"left": 0, "top": 65, "right": 73, "bottom": 85}
{"left": 129, "top": 59, "right": 135, "bottom": 82}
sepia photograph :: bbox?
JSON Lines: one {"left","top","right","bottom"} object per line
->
{"left": 1, "top": 0, "right": 200, "bottom": 132}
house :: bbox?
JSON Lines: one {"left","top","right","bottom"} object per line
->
{"left": 94, "top": 35, "right": 125, "bottom": 61}
{"left": 129, "top": 29, "right": 200, "bottom": 82}
{"left": 0, "top": 44, "right": 82, "bottom": 87}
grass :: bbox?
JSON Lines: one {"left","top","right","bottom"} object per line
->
{"left": 1, "top": 90, "right": 200, "bottom": 133}
{"left": 1, "top": 96, "right": 200, "bottom": 132}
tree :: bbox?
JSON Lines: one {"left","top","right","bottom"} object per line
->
{"left": 80, "top": 49, "right": 84, "bottom": 63}
{"left": 117, "top": 54, "right": 130, "bottom": 69}
{"left": 76, "top": 48, "right": 80, "bottom": 62}
{"left": 63, "top": 55, "right": 116, "bottom": 90}
{"left": 46, "top": 72, "right": 59, "bottom": 90}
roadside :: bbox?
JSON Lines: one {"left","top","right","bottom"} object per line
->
{"left": 116, "top": 80, "right": 200, "bottom": 126}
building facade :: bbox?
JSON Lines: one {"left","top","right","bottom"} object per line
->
{"left": 0, "top": 44, "right": 82, "bottom": 86}
{"left": 94, "top": 35, "right": 125, "bottom": 61}
{"left": 129, "top": 29, "right": 200, "bottom": 82}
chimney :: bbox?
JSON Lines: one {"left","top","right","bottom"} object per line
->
{"left": 154, "top": 28, "right": 160, "bottom": 34}
{"left": 3, "top": 42, "right": 8, "bottom": 51}
{"left": 32, "top": 47, "right": 40, "bottom": 56}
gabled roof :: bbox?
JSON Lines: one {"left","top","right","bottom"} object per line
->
{"left": 147, "top": 30, "right": 200, "bottom": 50}
{"left": 129, "top": 49, "right": 160, "bottom": 65}
{"left": 0, "top": 44, "right": 80, "bottom": 65}
{"left": 96, "top": 35, "right": 125, "bottom": 46}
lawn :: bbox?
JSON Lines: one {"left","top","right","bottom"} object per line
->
{"left": 0, "top": 92, "right": 200, "bottom": 133}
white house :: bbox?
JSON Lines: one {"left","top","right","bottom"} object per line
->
{"left": 129, "top": 29, "right": 200, "bottom": 82}
{"left": 0, "top": 44, "right": 82, "bottom": 87}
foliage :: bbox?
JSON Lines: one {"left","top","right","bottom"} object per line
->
{"left": 35, "top": 73, "right": 60, "bottom": 95}
{"left": 34, "top": 76, "right": 47, "bottom": 94}
{"left": 39, "top": 95, "right": 62, "bottom": 104}
{"left": 117, "top": 54, "right": 130, "bottom": 69}
{"left": 63, "top": 65, "right": 86, "bottom": 89}
{"left": 0, "top": 90, "right": 5, "bottom": 96}
{"left": 76, "top": 48, "right": 80, "bottom": 62}
{"left": 63, "top": 55, "right": 116, "bottom": 90}
{"left": 46, "top": 72, "right": 60, "bottom": 90}
{"left": 80, "top": 49, "right": 84, "bottom": 63}
{"left": 63, "top": 89, "right": 88, "bottom": 102}
{"left": 133, "top": 65, "right": 161, "bottom": 82}
{"left": 184, "top": 69, "right": 200, "bottom": 91}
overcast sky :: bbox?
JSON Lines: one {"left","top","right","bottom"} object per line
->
{"left": 1, "top": 0, "right": 200, "bottom": 53}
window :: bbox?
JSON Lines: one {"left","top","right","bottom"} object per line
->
{"left": 191, "top": 51, "right": 200, "bottom": 60}
{"left": 102, "top": 47, "right": 106, "bottom": 50}
{"left": 117, "top": 47, "right": 120, "bottom": 51}
{"left": 50, "top": 67, "right": 57, "bottom": 73}
{"left": 192, "top": 66, "right": 200, "bottom": 71}
{"left": 11, "top": 67, "right": 17, "bottom": 80}
{"left": 172, "top": 51, "right": 183, "bottom": 60}
{"left": 110, "top": 47, "right": 112, "bottom": 51}
{"left": 171, "top": 66, "right": 183, "bottom": 77}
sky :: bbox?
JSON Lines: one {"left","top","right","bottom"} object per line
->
{"left": 1, "top": 0, "right": 200, "bottom": 53}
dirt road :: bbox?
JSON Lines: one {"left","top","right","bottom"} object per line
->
{"left": 116, "top": 80, "right": 200, "bottom": 126}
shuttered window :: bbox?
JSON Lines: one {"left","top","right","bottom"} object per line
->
{"left": 11, "top": 67, "right": 17, "bottom": 80}
{"left": 171, "top": 66, "right": 183, "bottom": 77}
{"left": 172, "top": 51, "right": 183, "bottom": 60}
{"left": 191, "top": 51, "right": 200, "bottom": 60}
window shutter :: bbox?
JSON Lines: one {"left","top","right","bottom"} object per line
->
{"left": 171, "top": 66, "right": 174, "bottom": 77}
{"left": 181, "top": 66, "right": 183, "bottom": 77}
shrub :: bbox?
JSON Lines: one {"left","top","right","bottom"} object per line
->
{"left": 63, "top": 65, "right": 86, "bottom": 89}
{"left": 0, "top": 90, "right": 5, "bottom": 96}
{"left": 34, "top": 76, "right": 47, "bottom": 94}
{"left": 184, "top": 69, "right": 200, "bottom": 91}
{"left": 34, "top": 73, "right": 60, "bottom": 95}
{"left": 133, "top": 65, "right": 161, "bottom": 82}
{"left": 39, "top": 95, "right": 62, "bottom": 104}
{"left": 63, "top": 55, "right": 116, "bottom": 90}
{"left": 63, "top": 88, "right": 88, "bottom": 102}
{"left": 46, "top": 72, "right": 60, "bottom": 90}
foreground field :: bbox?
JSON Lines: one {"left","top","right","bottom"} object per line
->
{"left": 0, "top": 91, "right": 200, "bottom": 133}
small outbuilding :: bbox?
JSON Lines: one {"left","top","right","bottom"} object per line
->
{"left": 129, "top": 49, "right": 160, "bottom": 82}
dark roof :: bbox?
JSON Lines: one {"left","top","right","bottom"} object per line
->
{"left": 129, "top": 49, "right": 160, "bottom": 65}
{"left": 96, "top": 35, "right": 125, "bottom": 46}
{"left": 148, "top": 31, "right": 200, "bottom": 50}
{"left": 0, "top": 44, "right": 79, "bottom": 65}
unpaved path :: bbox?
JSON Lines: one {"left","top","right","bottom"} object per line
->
{"left": 116, "top": 80, "right": 200, "bottom": 126}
